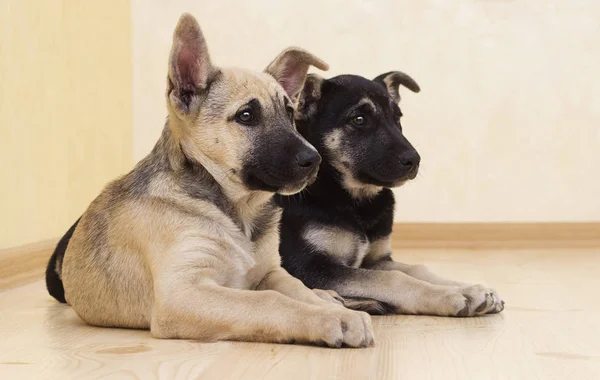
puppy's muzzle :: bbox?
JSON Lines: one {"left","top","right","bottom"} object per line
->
{"left": 295, "top": 148, "right": 322, "bottom": 177}
{"left": 399, "top": 150, "right": 420, "bottom": 180}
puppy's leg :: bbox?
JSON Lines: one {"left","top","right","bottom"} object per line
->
{"left": 369, "top": 259, "right": 468, "bottom": 286}
{"left": 365, "top": 238, "right": 504, "bottom": 313}
{"left": 257, "top": 267, "right": 371, "bottom": 341}
{"left": 258, "top": 267, "right": 345, "bottom": 307}
{"left": 151, "top": 282, "right": 373, "bottom": 347}
{"left": 369, "top": 259, "right": 504, "bottom": 314}
{"left": 302, "top": 261, "right": 498, "bottom": 316}
{"left": 311, "top": 288, "right": 347, "bottom": 306}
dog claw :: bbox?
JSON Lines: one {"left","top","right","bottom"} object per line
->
{"left": 475, "top": 299, "right": 488, "bottom": 313}
{"left": 458, "top": 303, "right": 470, "bottom": 317}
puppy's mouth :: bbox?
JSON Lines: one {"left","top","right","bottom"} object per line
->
{"left": 278, "top": 169, "right": 319, "bottom": 195}
{"left": 243, "top": 166, "right": 318, "bottom": 194}
{"left": 358, "top": 165, "right": 418, "bottom": 188}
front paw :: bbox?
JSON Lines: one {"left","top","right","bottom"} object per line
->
{"left": 485, "top": 288, "right": 505, "bottom": 314}
{"left": 441, "top": 285, "right": 504, "bottom": 317}
{"left": 305, "top": 308, "right": 374, "bottom": 348}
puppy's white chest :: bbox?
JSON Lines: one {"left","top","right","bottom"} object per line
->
{"left": 302, "top": 225, "right": 369, "bottom": 267}
{"left": 351, "top": 239, "right": 370, "bottom": 267}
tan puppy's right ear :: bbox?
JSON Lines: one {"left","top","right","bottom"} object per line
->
{"left": 296, "top": 74, "right": 325, "bottom": 121}
{"left": 167, "top": 13, "right": 216, "bottom": 114}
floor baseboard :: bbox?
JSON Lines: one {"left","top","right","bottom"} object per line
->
{"left": 0, "top": 239, "right": 57, "bottom": 290}
{"left": 391, "top": 222, "right": 600, "bottom": 249}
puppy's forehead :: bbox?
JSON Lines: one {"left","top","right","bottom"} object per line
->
{"left": 354, "top": 98, "right": 377, "bottom": 112}
{"left": 217, "top": 67, "right": 287, "bottom": 103}
{"left": 329, "top": 75, "right": 391, "bottom": 107}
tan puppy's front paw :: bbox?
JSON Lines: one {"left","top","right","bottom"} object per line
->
{"left": 306, "top": 308, "right": 374, "bottom": 348}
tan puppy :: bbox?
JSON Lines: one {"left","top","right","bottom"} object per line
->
{"left": 60, "top": 13, "right": 373, "bottom": 348}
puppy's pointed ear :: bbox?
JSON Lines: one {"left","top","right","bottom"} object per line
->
{"left": 167, "top": 13, "right": 216, "bottom": 114}
{"left": 296, "top": 74, "right": 325, "bottom": 121}
{"left": 373, "top": 71, "right": 420, "bottom": 103}
{"left": 265, "top": 47, "right": 329, "bottom": 103}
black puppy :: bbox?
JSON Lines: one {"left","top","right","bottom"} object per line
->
{"left": 276, "top": 72, "right": 504, "bottom": 316}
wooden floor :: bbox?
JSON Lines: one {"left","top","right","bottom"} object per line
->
{"left": 1, "top": 248, "right": 599, "bottom": 380}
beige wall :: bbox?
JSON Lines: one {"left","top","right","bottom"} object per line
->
{"left": 132, "top": 0, "right": 600, "bottom": 222}
{"left": 0, "top": 1, "right": 133, "bottom": 248}
{"left": 1, "top": 1, "right": 597, "bottom": 248}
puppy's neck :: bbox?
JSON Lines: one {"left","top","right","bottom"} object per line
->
{"left": 152, "top": 121, "right": 273, "bottom": 226}
{"left": 312, "top": 161, "right": 382, "bottom": 202}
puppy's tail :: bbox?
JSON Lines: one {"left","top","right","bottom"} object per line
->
{"left": 340, "top": 296, "right": 395, "bottom": 315}
{"left": 45, "top": 218, "right": 80, "bottom": 303}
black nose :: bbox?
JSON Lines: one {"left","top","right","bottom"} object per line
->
{"left": 399, "top": 150, "right": 421, "bottom": 169}
{"left": 296, "top": 149, "right": 322, "bottom": 169}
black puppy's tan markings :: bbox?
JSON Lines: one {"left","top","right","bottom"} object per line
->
{"left": 47, "top": 13, "right": 375, "bottom": 347}
{"left": 276, "top": 72, "right": 504, "bottom": 316}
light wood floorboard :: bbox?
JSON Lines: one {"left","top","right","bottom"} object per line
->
{"left": 1, "top": 248, "right": 599, "bottom": 379}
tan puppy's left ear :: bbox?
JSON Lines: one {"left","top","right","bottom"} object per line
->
{"left": 265, "top": 47, "right": 329, "bottom": 102}
{"left": 373, "top": 71, "right": 420, "bottom": 103}
{"left": 167, "top": 13, "right": 216, "bottom": 114}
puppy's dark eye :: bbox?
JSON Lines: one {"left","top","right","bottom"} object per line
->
{"left": 236, "top": 110, "right": 254, "bottom": 125}
{"left": 352, "top": 115, "right": 366, "bottom": 126}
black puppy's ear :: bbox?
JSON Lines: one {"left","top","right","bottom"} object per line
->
{"left": 296, "top": 74, "right": 325, "bottom": 121}
{"left": 265, "top": 47, "right": 329, "bottom": 103}
{"left": 167, "top": 13, "right": 216, "bottom": 114}
{"left": 373, "top": 71, "right": 420, "bottom": 103}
